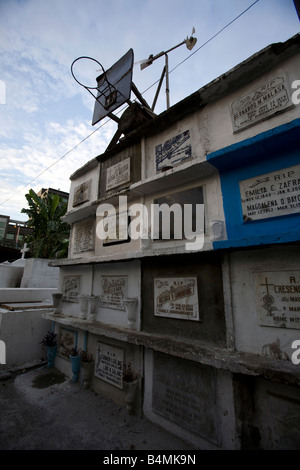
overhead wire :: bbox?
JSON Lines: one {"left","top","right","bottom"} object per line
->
{"left": 141, "top": 0, "right": 260, "bottom": 95}
{"left": 0, "top": 0, "right": 260, "bottom": 208}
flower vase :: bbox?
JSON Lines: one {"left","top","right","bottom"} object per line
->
{"left": 78, "top": 294, "right": 88, "bottom": 319}
{"left": 88, "top": 295, "right": 99, "bottom": 321}
{"left": 52, "top": 293, "right": 62, "bottom": 314}
{"left": 123, "top": 378, "right": 139, "bottom": 414}
{"left": 123, "top": 298, "right": 138, "bottom": 329}
{"left": 46, "top": 345, "right": 57, "bottom": 368}
{"left": 70, "top": 354, "right": 81, "bottom": 382}
{"left": 81, "top": 361, "right": 95, "bottom": 389}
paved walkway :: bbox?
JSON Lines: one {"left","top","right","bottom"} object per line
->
{"left": 0, "top": 367, "right": 194, "bottom": 451}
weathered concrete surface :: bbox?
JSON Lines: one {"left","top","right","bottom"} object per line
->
{"left": 0, "top": 367, "right": 194, "bottom": 451}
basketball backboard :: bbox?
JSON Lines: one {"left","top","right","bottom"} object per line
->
{"left": 92, "top": 49, "right": 134, "bottom": 125}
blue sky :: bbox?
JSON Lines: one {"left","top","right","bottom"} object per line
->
{"left": 0, "top": 0, "right": 299, "bottom": 221}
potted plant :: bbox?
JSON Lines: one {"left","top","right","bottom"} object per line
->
{"left": 40, "top": 331, "right": 57, "bottom": 368}
{"left": 80, "top": 350, "right": 94, "bottom": 389}
{"left": 69, "top": 347, "right": 81, "bottom": 382}
{"left": 122, "top": 362, "right": 139, "bottom": 414}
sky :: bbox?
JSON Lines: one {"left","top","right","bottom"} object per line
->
{"left": 0, "top": 0, "right": 299, "bottom": 221}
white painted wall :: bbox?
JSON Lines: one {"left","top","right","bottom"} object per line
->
{"left": 205, "top": 57, "right": 300, "bottom": 154}
{"left": 0, "top": 309, "right": 53, "bottom": 369}
{"left": 59, "top": 265, "right": 93, "bottom": 318}
{"left": 143, "top": 348, "right": 238, "bottom": 450}
{"left": 92, "top": 260, "right": 141, "bottom": 329}
{"left": 67, "top": 163, "right": 100, "bottom": 213}
{"left": 143, "top": 55, "right": 300, "bottom": 181}
{"left": 0, "top": 288, "right": 57, "bottom": 303}
{"left": 228, "top": 245, "right": 300, "bottom": 359}
{"left": 0, "top": 264, "right": 24, "bottom": 287}
{"left": 21, "top": 258, "right": 59, "bottom": 288}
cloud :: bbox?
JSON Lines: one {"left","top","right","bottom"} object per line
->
{"left": 0, "top": 117, "right": 117, "bottom": 219}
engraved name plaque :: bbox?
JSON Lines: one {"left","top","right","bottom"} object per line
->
{"left": 73, "top": 219, "right": 94, "bottom": 253}
{"left": 231, "top": 75, "right": 293, "bottom": 132}
{"left": 239, "top": 164, "right": 300, "bottom": 221}
{"left": 154, "top": 277, "right": 199, "bottom": 321}
{"left": 153, "top": 353, "right": 219, "bottom": 444}
{"left": 106, "top": 157, "right": 130, "bottom": 191}
{"left": 95, "top": 342, "right": 124, "bottom": 388}
{"left": 73, "top": 180, "right": 91, "bottom": 207}
{"left": 254, "top": 271, "right": 300, "bottom": 329}
{"left": 62, "top": 276, "right": 81, "bottom": 302}
{"left": 100, "top": 275, "right": 128, "bottom": 310}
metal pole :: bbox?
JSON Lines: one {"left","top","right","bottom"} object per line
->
{"left": 165, "top": 54, "right": 170, "bottom": 109}
{"left": 152, "top": 66, "right": 166, "bottom": 111}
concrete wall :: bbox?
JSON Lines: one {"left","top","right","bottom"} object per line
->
{"left": 58, "top": 265, "right": 93, "bottom": 318}
{"left": 0, "top": 262, "right": 24, "bottom": 287}
{"left": 68, "top": 162, "right": 100, "bottom": 213}
{"left": 21, "top": 258, "right": 59, "bottom": 288}
{"left": 92, "top": 260, "right": 141, "bottom": 329}
{"left": 233, "top": 374, "right": 300, "bottom": 449}
{"left": 0, "top": 288, "right": 57, "bottom": 369}
{"left": 0, "top": 288, "right": 56, "bottom": 303}
{"left": 0, "top": 309, "right": 53, "bottom": 369}
{"left": 227, "top": 245, "right": 300, "bottom": 359}
{"left": 142, "top": 252, "right": 226, "bottom": 345}
{"left": 53, "top": 324, "right": 143, "bottom": 410}
{"left": 143, "top": 349, "right": 238, "bottom": 450}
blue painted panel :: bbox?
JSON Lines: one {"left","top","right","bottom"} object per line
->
{"left": 207, "top": 119, "right": 300, "bottom": 249}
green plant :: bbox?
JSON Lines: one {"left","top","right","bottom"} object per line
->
{"left": 40, "top": 331, "right": 57, "bottom": 348}
{"left": 21, "top": 189, "right": 70, "bottom": 259}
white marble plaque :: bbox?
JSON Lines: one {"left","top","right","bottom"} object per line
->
{"left": 62, "top": 276, "right": 81, "bottom": 302}
{"left": 154, "top": 277, "right": 199, "bottom": 321}
{"left": 106, "top": 157, "right": 130, "bottom": 190}
{"left": 73, "top": 219, "right": 94, "bottom": 253}
{"left": 100, "top": 275, "right": 128, "bottom": 310}
{"left": 231, "top": 75, "right": 293, "bottom": 132}
{"left": 95, "top": 342, "right": 124, "bottom": 388}
{"left": 254, "top": 271, "right": 300, "bottom": 329}
{"left": 73, "top": 180, "right": 91, "bottom": 207}
{"left": 239, "top": 164, "right": 300, "bottom": 221}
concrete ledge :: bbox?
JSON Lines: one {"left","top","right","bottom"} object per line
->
{"left": 43, "top": 312, "right": 300, "bottom": 386}
{"left": 0, "top": 288, "right": 57, "bottom": 303}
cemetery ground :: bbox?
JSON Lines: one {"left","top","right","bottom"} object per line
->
{"left": 0, "top": 366, "right": 194, "bottom": 451}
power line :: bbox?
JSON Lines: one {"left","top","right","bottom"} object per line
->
{"left": 142, "top": 0, "right": 260, "bottom": 95}
{"left": 0, "top": 0, "right": 260, "bottom": 208}
{"left": 0, "top": 106, "right": 128, "bottom": 207}
{"left": 170, "top": 0, "right": 260, "bottom": 74}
